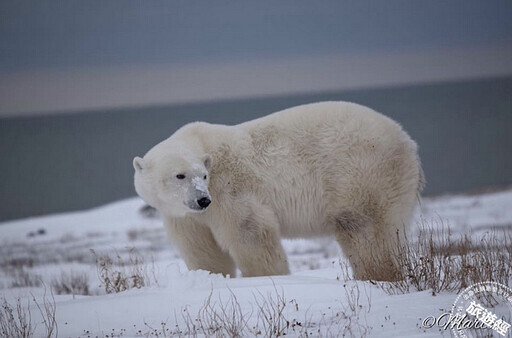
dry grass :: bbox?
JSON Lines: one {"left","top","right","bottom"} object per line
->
{"left": 90, "top": 248, "right": 158, "bottom": 294}
{"left": 0, "top": 298, "right": 34, "bottom": 338}
{"left": 1, "top": 254, "right": 42, "bottom": 289}
{"left": 9, "top": 267, "right": 42, "bottom": 288}
{"left": 366, "top": 218, "right": 512, "bottom": 299}
{"left": 31, "top": 288, "right": 58, "bottom": 338}
{"left": 176, "top": 289, "right": 251, "bottom": 337}
{"left": 253, "top": 286, "right": 288, "bottom": 337}
{"left": 142, "top": 282, "right": 371, "bottom": 337}
{"left": 0, "top": 288, "right": 57, "bottom": 338}
{"left": 335, "top": 282, "right": 372, "bottom": 337}
{"left": 298, "top": 281, "right": 372, "bottom": 338}
{"left": 51, "top": 271, "right": 90, "bottom": 296}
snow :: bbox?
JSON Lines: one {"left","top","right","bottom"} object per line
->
{"left": 191, "top": 176, "right": 209, "bottom": 195}
{"left": 1, "top": 188, "right": 511, "bottom": 337}
{"left": 420, "top": 189, "right": 512, "bottom": 232}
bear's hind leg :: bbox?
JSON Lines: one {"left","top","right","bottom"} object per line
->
{"left": 334, "top": 211, "right": 401, "bottom": 281}
{"left": 164, "top": 218, "right": 236, "bottom": 277}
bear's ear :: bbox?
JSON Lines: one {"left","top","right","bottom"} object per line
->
{"left": 133, "top": 156, "right": 145, "bottom": 172}
{"left": 202, "top": 154, "right": 212, "bottom": 170}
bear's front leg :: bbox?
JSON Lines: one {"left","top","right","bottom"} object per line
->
{"left": 228, "top": 204, "right": 290, "bottom": 277}
{"left": 164, "top": 218, "right": 236, "bottom": 277}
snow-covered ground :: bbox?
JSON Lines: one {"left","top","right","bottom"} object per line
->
{"left": 1, "top": 188, "right": 511, "bottom": 337}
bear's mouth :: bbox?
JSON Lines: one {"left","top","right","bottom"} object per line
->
{"left": 186, "top": 199, "right": 210, "bottom": 212}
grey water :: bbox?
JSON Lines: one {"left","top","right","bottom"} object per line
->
{"left": 1, "top": 77, "right": 511, "bottom": 222}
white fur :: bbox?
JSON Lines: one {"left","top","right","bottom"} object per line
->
{"left": 134, "top": 101, "right": 424, "bottom": 280}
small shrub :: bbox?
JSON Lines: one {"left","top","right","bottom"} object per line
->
{"left": 0, "top": 298, "right": 34, "bottom": 338}
{"left": 370, "top": 218, "right": 512, "bottom": 298}
{"left": 171, "top": 287, "right": 282, "bottom": 337}
{"left": 159, "top": 282, "right": 371, "bottom": 337}
{"left": 90, "top": 248, "right": 157, "bottom": 294}
{"left": 186, "top": 289, "right": 250, "bottom": 337}
{"left": 253, "top": 285, "right": 288, "bottom": 337}
{"left": 51, "top": 271, "right": 90, "bottom": 296}
{"left": 32, "top": 288, "right": 58, "bottom": 338}
{"left": 0, "top": 293, "right": 57, "bottom": 338}
{"left": 10, "top": 267, "right": 42, "bottom": 288}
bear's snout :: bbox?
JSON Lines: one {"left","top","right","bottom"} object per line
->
{"left": 197, "top": 197, "right": 211, "bottom": 209}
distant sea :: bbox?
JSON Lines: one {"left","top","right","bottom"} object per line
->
{"left": 1, "top": 77, "right": 511, "bottom": 221}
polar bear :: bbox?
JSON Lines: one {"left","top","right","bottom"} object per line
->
{"left": 133, "top": 102, "right": 424, "bottom": 280}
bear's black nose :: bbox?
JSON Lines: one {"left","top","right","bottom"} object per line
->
{"left": 197, "top": 197, "right": 211, "bottom": 209}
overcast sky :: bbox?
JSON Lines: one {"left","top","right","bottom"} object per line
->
{"left": 1, "top": 0, "right": 511, "bottom": 115}
{"left": 2, "top": 0, "right": 511, "bottom": 70}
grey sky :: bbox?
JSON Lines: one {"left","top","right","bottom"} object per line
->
{"left": 1, "top": 1, "right": 512, "bottom": 116}
{"left": 1, "top": 0, "right": 511, "bottom": 71}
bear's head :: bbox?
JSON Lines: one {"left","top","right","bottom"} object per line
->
{"left": 133, "top": 145, "right": 212, "bottom": 218}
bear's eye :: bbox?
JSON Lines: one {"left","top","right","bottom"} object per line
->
{"left": 203, "top": 175, "right": 207, "bottom": 180}
{"left": 176, "top": 174, "right": 186, "bottom": 180}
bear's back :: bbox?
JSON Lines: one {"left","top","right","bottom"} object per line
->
{"left": 225, "top": 102, "right": 418, "bottom": 237}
